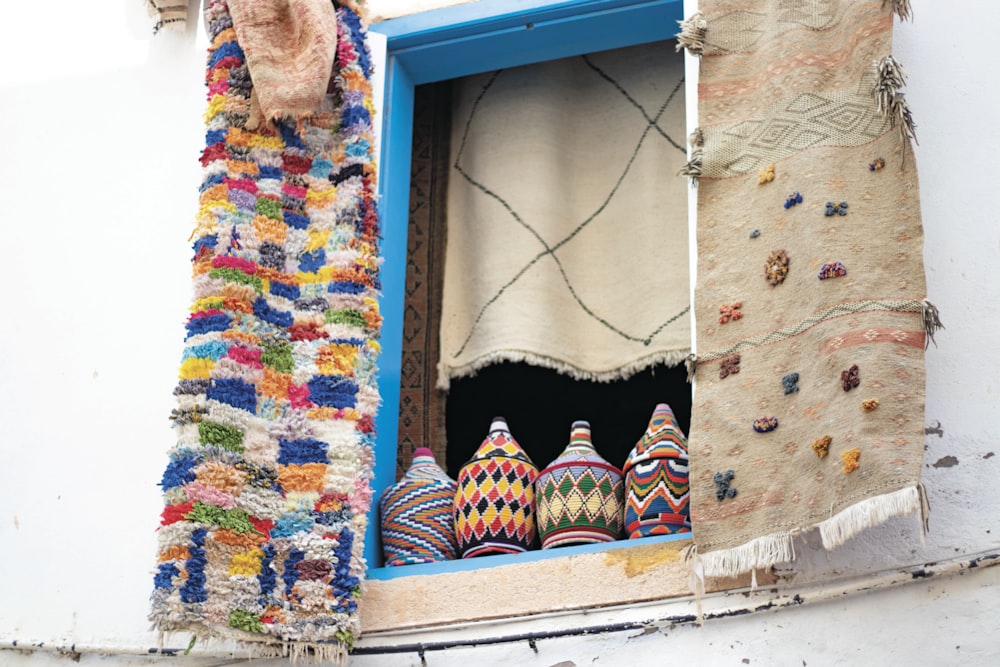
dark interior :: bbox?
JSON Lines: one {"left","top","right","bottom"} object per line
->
{"left": 445, "top": 361, "right": 691, "bottom": 477}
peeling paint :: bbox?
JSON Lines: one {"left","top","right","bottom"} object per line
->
{"left": 985, "top": 452, "right": 995, "bottom": 460}
{"left": 933, "top": 456, "right": 959, "bottom": 469}
{"left": 602, "top": 543, "right": 682, "bottom": 577}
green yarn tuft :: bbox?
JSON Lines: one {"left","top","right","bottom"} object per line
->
{"left": 335, "top": 629, "right": 355, "bottom": 650}
{"left": 261, "top": 342, "right": 294, "bottom": 373}
{"left": 324, "top": 308, "right": 367, "bottom": 328}
{"left": 209, "top": 267, "right": 263, "bottom": 292}
{"left": 184, "top": 502, "right": 257, "bottom": 533}
{"left": 197, "top": 421, "right": 245, "bottom": 452}
{"left": 254, "top": 197, "right": 283, "bottom": 220}
{"left": 228, "top": 609, "right": 265, "bottom": 633}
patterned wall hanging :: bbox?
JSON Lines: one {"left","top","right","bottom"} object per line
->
{"left": 396, "top": 83, "right": 451, "bottom": 479}
{"left": 679, "top": 0, "right": 937, "bottom": 579}
{"left": 150, "top": 1, "right": 381, "bottom": 661}
{"left": 438, "top": 41, "right": 690, "bottom": 387}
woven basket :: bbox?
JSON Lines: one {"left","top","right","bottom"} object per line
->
{"left": 622, "top": 403, "right": 691, "bottom": 538}
{"left": 380, "top": 448, "right": 459, "bottom": 566}
{"left": 454, "top": 417, "right": 539, "bottom": 557}
{"left": 536, "top": 420, "right": 624, "bottom": 548}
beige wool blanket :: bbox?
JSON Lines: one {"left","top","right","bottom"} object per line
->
{"left": 683, "top": 0, "right": 934, "bottom": 578}
{"left": 439, "top": 41, "right": 691, "bottom": 387}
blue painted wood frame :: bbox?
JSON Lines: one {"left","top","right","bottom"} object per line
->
{"left": 367, "top": 0, "right": 685, "bottom": 574}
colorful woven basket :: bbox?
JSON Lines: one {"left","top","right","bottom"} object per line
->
{"left": 536, "top": 421, "right": 624, "bottom": 549}
{"left": 454, "top": 417, "right": 539, "bottom": 558}
{"left": 622, "top": 403, "right": 691, "bottom": 538}
{"left": 379, "top": 448, "right": 458, "bottom": 566}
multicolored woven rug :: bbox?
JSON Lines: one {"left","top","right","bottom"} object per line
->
{"left": 150, "top": 1, "right": 380, "bottom": 660}
{"left": 682, "top": 0, "right": 935, "bottom": 578}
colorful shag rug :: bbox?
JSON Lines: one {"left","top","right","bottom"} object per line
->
{"left": 149, "top": 1, "right": 381, "bottom": 661}
{"left": 438, "top": 41, "right": 690, "bottom": 387}
{"left": 682, "top": 0, "right": 936, "bottom": 578}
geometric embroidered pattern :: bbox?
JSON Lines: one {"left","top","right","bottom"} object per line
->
{"left": 622, "top": 404, "right": 691, "bottom": 538}
{"left": 536, "top": 421, "right": 624, "bottom": 549}
{"left": 380, "top": 449, "right": 458, "bottom": 566}
{"left": 702, "top": 79, "right": 891, "bottom": 178}
{"left": 454, "top": 420, "right": 538, "bottom": 558}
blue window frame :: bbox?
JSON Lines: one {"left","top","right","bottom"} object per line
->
{"left": 367, "top": 0, "right": 686, "bottom": 574}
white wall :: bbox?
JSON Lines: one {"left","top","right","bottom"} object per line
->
{"left": 1, "top": 0, "right": 999, "bottom": 665}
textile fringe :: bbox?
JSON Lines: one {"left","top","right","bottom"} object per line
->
{"left": 916, "top": 482, "right": 931, "bottom": 548}
{"left": 921, "top": 299, "right": 944, "bottom": 349}
{"left": 157, "top": 631, "right": 350, "bottom": 665}
{"left": 675, "top": 13, "right": 707, "bottom": 56}
{"left": 679, "top": 128, "right": 704, "bottom": 183}
{"left": 883, "top": 0, "right": 912, "bottom": 22}
{"left": 699, "top": 531, "right": 797, "bottom": 578}
{"left": 685, "top": 353, "right": 697, "bottom": 383}
{"left": 819, "top": 486, "right": 923, "bottom": 550}
{"left": 873, "top": 55, "right": 918, "bottom": 145}
{"left": 145, "top": 0, "right": 189, "bottom": 34}
{"left": 436, "top": 348, "right": 692, "bottom": 391}
{"left": 683, "top": 544, "right": 706, "bottom": 624}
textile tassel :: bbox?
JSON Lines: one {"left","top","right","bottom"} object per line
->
{"left": 145, "top": 0, "right": 189, "bottom": 34}
{"left": 873, "top": 55, "right": 918, "bottom": 146}
{"left": 917, "top": 482, "right": 931, "bottom": 537}
{"left": 683, "top": 544, "right": 706, "bottom": 624}
{"left": 685, "top": 353, "right": 698, "bottom": 383}
{"left": 699, "top": 532, "right": 796, "bottom": 579}
{"left": 883, "top": 0, "right": 912, "bottom": 22}
{"left": 818, "top": 486, "right": 922, "bottom": 550}
{"left": 675, "top": 13, "right": 708, "bottom": 56}
{"left": 679, "top": 128, "right": 704, "bottom": 183}
{"left": 921, "top": 299, "right": 944, "bottom": 348}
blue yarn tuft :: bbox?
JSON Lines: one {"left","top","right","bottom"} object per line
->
{"left": 253, "top": 297, "right": 294, "bottom": 328}
{"left": 272, "top": 514, "right": 315, "bottom": 540}
{"left": 282, "top": 549, "right": 305, "bottom": 596}
{"left": 208, "top": 40, "right": 244, "bottom": 68}
{"left": 160, "top": 455, "right": 199, "bottom": 490}
{"left": 207, "top": 377, "right": 257, "bottom": 413}
{"left": 258, "top": 543, "right": 277, "bottom": 601}
{"left": 185, "top": 314, "right": 231, "bottom": 338}
{"left": 179, "top": 528, "right": 209, "bottom": 603}
{"left": 341, "top": 105, "right": 370, "bottom": 129}
{"left": 182, "top": 340, "right": 230, "bottom": 362}
{"left": 328, "top": 280, "right": 366, "bottom": 295}
{"left": 154, "top": 562, "right": 180, "bottom": 589}
{"left": 307, "top": 376, "right": 358, "bottom": 409}
{"left": 284, "top": 212, "right": 310, "bottom": 230}
{"left": 270, "top": 281, "right": 301, "bottom": 300}
{"left": 297, "top": 248, "right": 326, "bottom": 273}
{"left": 277, "top": 438, "right": 329, "bottom": 465}
{"left": 258, "top": 165, "right": 283, "bottom": 180}
{"left": 192, "top": 235, "right": 218, "bottom": 254}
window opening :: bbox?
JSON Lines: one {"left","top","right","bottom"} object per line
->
{"left": 388, "top": 38, "right": 691, "bottom": 564}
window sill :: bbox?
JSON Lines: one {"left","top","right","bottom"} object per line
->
{"left": 360, "top": 535, "right": 763, "bottom": 633}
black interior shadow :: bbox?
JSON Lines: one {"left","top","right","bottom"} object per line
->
{"left": 445, "top": 361, "right": 691, "bottom": 477}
